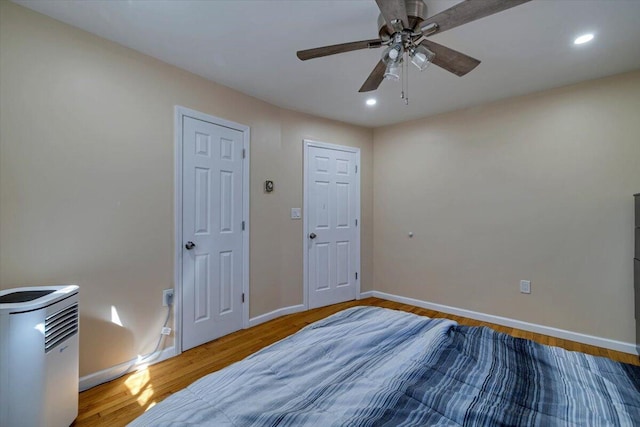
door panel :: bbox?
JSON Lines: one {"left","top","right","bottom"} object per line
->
{"left": 183, "top": 116, "right": 244, "bottom": 351}
{"left": 219, "top": 251, "right": 233, "bottom": 313}
{"left": 336, "top": 241, "right": 350, "bottom": 287}
{"left": 316, "top": 242, "right": 331, "bottom": 291}
{"left": 307, "top": 145, "right": 359, "bottom": 309}
{"left": 635, "top": 259, "right": 639, "bottom": 320}
{"left": 194, "top": 254, "right": 210, "bottom": 321}
{"left": 194, "top": 168, "right": 210, "bottom": 234}
{"left": 336, "top": 183, "right": 350, "bottom": 227}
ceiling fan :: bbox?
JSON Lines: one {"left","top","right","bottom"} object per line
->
{"left": 297, "top": 0, "right": 532, "bottom": 93}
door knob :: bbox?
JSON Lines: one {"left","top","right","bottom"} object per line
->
{"left": 309, "top": 233, "right": 317, "bottom": 239}
{"left": 185, "top": 241, "right": 196, "bottom": 250}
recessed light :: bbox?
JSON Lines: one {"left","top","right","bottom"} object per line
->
{"left": 574, "top": 33, "right": 594, "bottom": 45}
{"left": 366, "top": 98, "right": 377, "bottom": 106}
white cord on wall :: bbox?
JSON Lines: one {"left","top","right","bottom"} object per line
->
{"left": 80, "top": 297, "right": 176, "bottom": 391}
{"left": 137, "top": 299, "right": 173, "bottom": 364}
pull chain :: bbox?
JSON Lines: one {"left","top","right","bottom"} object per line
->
{"left": 404, "top": 51, "right": 409, "bottom": 105}
{"left": 400, "top": 57, "right": 405, "bottom": 102}
{"left": 399, "top": 52, "right": 409, "bottom": 105}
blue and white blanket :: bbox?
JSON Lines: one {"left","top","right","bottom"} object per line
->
{"left": 131, "top": 306, "right": 640, "bottom": 426}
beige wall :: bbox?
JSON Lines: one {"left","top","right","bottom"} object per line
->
{"left": 0, "top": 1, "right": 373, "bottom": 376}
{"left": 373, "top": 71, "right": 640, "bottom": 343}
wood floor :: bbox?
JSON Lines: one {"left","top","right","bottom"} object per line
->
{"left": 74, "top": 297, "right": 639, "bottom": 426}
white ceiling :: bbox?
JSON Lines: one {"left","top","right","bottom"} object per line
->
{"left": 14, "top": 0, "right": 640, "bottom": 127}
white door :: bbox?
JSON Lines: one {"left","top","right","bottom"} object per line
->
{"left": 306, "top": 142, "right": 360, "bottom": 309}
{"left": 182, "top": 116, "right": 244, "bottom": 351}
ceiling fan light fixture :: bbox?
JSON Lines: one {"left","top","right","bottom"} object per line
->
{"left": 384, "top": 62, "right": 401, "bottom": 81}
{"left": 409, "top": 45, "right": 435, "bottom": 71}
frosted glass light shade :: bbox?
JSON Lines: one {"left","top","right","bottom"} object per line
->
{"left": 384, "top": 63, "right": 400, "bottom": 81}
{"left": 410, "top": 45, "right": 435, "bottom": 71}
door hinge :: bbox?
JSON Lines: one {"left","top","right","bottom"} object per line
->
{"left": 242, "top": 293, "right": 245, "bottom": 303}
{"left": 355, "top": 219, "right": 358, "bottom": 227}
{"left": 242, "top": 148, "right": 246, "bottom": 159}
{"left": 355, "top": 164, "right": 358, "bottom": 173}
{"left": 355, "top": 272, "right": 358, "bottom": 280}
{"left": 242, "top": 221, "right": 245, "bottom": 231}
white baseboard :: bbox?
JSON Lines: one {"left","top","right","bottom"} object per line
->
{"left": 79, "top": 291, "right": 635, "bottom": 392}
{"left": 79, "top": 346, "right": 176, "bottom": 392}
{"left": 371, "top": 291, "right": 637, "bottom": 355}
{"left": 249, "top": 304, "right": 306, "bottom": 327}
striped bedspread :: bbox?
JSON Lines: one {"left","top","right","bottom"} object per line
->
{"left": 130, "top": 306, "right": 640, "bottom": 426}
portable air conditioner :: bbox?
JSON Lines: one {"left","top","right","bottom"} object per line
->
{"left": 0, "top": 285, "right": 79, "bottom": 427}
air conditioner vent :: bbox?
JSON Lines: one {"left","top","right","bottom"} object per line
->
{"left": 44, "top": 303, "right": 78, "bottom": 353}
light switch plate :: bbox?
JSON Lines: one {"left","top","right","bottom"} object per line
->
{"left": 291, "top": 208, "right": 301, "bottom": 219}
{"left": 520, "top": 280, "right": 531, "bottom": 294}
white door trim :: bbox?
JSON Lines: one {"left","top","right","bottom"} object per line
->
{"left": 174, "top": 106, "right": 250, "bottom": 355}
{"left": 303, "top": 139, "right": 361, "bottom": 310}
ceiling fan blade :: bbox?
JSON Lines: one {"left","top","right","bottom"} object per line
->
{"left": 297, "top": 39, "right": 382, "bottom": 61}
{"left": 375, "top": 0, "right": 409, "bottom": 31}
{"left": 421, "top": 0, "right": 532, "bottom": 35}
{"left": 420, "top": 40, "right": 480, "bottom": 77}
{"left": 359, "top": 61, "right": 387, "bottom": 92}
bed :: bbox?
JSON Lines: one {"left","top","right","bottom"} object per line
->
{"left": 130, "top": 306, "right": 640, "bottom": 426}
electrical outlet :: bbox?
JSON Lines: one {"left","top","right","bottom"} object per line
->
{"left": 520, "top": 280, "right": 531, "bottom": 294}
{"left": 161, "top": 327, "right": 172, "bottom": 336}
{"left": 163, "top": 289, "right": 174, "bottom": 306}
